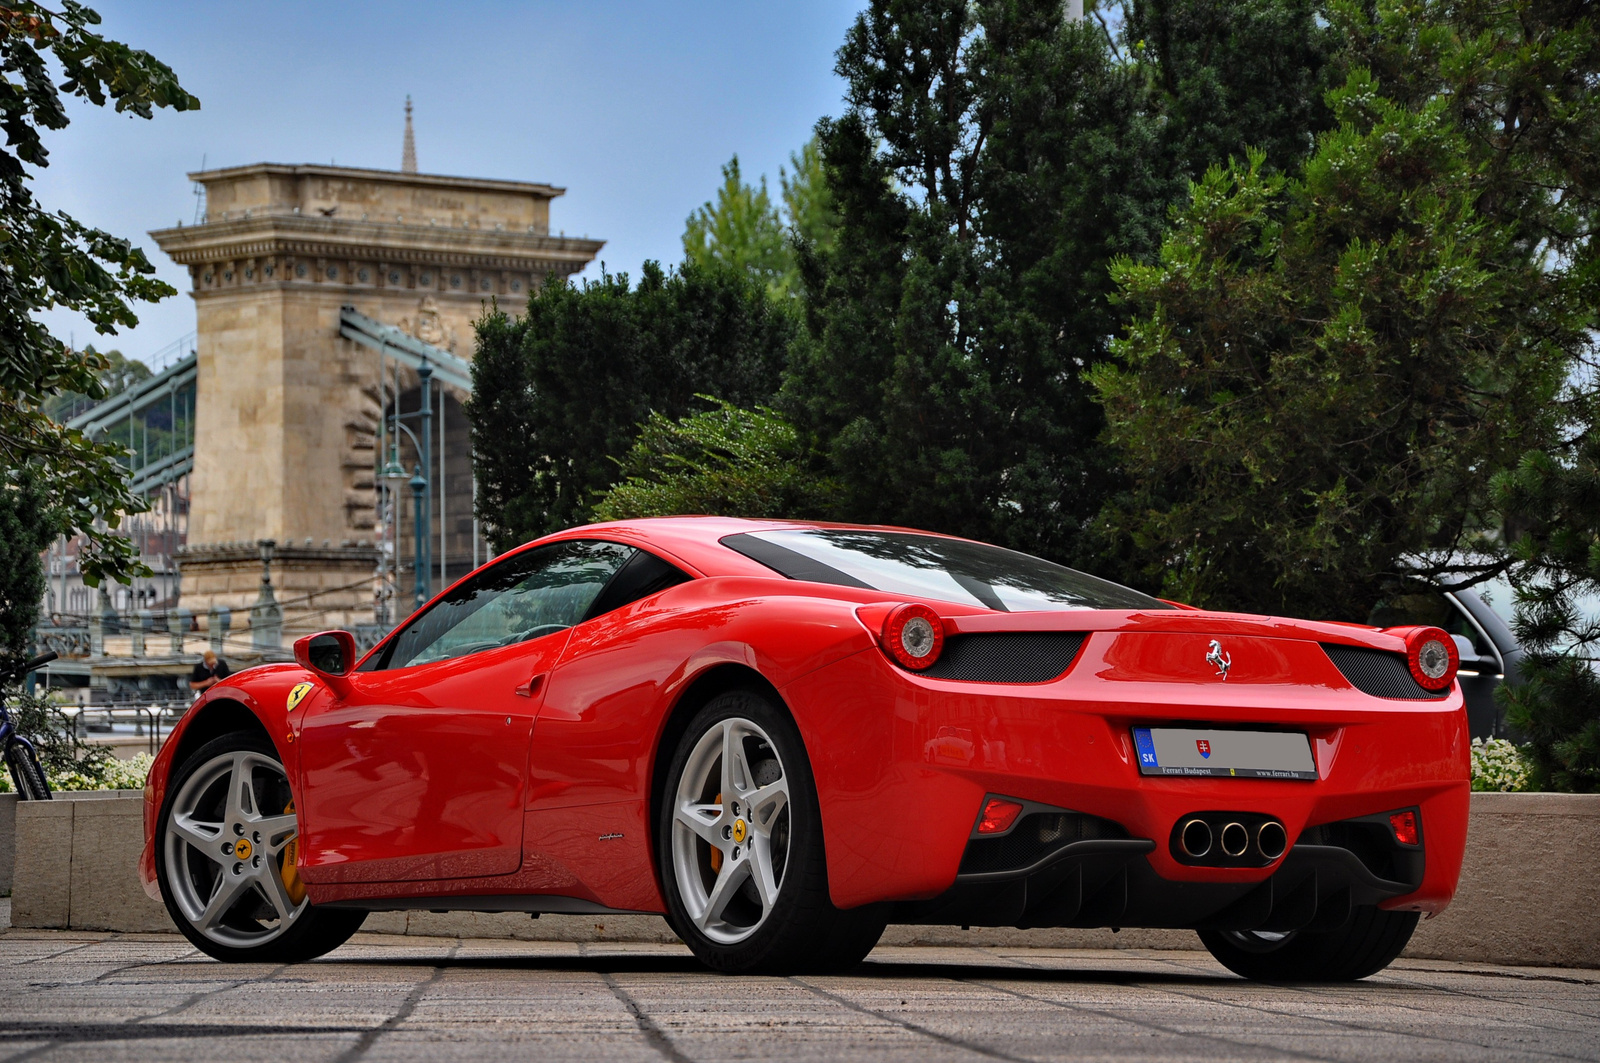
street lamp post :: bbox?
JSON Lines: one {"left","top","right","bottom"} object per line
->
{"left": 417, "top": 356, "right": 433, "bottom": 603}
{"left": 250, "top": 538, "right": 281, "bottom": 650}
{"left": 409, "top": 466, "right": 428, "bottom": 611}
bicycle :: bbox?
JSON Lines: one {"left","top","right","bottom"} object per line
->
{"left": 2, "top": 651, "right": 56, "bottom": 800}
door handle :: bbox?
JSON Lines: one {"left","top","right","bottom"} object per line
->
{"left": 514, "top": 672, "right": 546, "bottom": 698}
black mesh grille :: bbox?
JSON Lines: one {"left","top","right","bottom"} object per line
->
{"left": 920, "top": 632, "right": 1086, "bottom": 683}
{"left": 1321, "top": 643, "right": 1446, "bottom": 700}
{"left": 959, "top": 812, "right": 1129, "bottom": 876}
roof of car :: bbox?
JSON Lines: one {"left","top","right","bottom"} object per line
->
{"left": 533, "top": 516, "right": 969, "bottom": 580}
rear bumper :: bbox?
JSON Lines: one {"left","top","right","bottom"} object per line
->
{"left": 895, "top": 804, "right": 1424, "bottom": 932}
{"left": 782, "top": 642, "right": 1471, "bottom": 919}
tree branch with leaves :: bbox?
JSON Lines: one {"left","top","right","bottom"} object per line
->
{"left": 0, "top": 2, "right": 197, "bottom": 633}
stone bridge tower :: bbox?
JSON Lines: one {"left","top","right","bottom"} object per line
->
{"left": 149, "top": 162, "right": 602, "bottom": 639}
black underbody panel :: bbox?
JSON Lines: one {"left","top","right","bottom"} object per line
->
{"left": 894, "top": 806, "right": 1422, "bottom": 932}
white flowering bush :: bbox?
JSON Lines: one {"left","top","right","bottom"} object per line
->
{"left": 1470, "top": 737, "right": 1535, "bottom": 792}
{"left": 1, "top": 752, "right": 153, "bottom": 794}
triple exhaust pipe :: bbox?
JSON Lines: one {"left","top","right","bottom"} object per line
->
{"left": 1175, "top": 813, "right": 1287, "bottom": 866}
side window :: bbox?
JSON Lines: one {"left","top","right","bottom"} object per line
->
{"left": 370, "top": 541, "right": 634, "bottom": 670}
{"left": 581, "top": 548, "right": 691, "bottom": 621}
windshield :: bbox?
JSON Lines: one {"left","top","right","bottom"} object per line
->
{"left": 721, "top": 529, "right": 1169, "bottom": 612}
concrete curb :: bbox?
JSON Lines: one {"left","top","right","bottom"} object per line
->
{"left": 4, "top": 790, "right": 1596, "bottom": 967}
{"left": 0, "top": 794, "right": 15, "bottom": 895}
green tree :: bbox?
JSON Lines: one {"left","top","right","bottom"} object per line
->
{"left": 1092, "top": 7, "right": 1591, "bottom": 621}
{"left": 592, "top": 398, "right": 837, "bottom": 522}
{"left": 0, "top": 469, "right": 51, "bottom": 660}
{"left": 41, "top": 345, "right": 148, "bottom": 422}
{"left": 1446, "top": 0, "right": 1600, "bottom": 792}
{"left": 469, "top": 261, "right": 793, "bottom": 550}
{"left": 783, "top": 0, "right": 1334, "bottom": 568}
{"left": 780, "top": 136, "right": 837, "bottom": 263}
{"left": 683, "top": 156, "right": 790, "bottom": 296}
{"left": 1493, "top": 432, "right": 1600, "bottom": 792}
{"left": 0, "top": 3, "right": 197, "bottom": 596}
{"left": 683, "top": 137, "right": 838, "bottom": 299}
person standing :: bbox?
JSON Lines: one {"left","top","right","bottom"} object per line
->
{"left": 189, "top": 650, "right": 230, "bottom": 694}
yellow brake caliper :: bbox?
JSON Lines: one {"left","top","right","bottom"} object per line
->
{"left": 709, "top": 792, "right": 723, "bottom": 873}
{"left": 280, "top": 800, "right": 307, "bottom": 905}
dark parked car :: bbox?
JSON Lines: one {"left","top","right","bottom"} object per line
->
{"left": 1366, "top": 587, "right": 1523, "bottom": 740}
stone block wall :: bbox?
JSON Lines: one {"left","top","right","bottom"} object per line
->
{"left": 6, "top": 791, "right": 1596, "bottom": 968}
{"left": 10, "top": 791, "right": 166, "bottom": 932}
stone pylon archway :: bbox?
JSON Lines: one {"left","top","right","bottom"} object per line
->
{"left": 150, "top": 163, "right": 603, "bottom": 639}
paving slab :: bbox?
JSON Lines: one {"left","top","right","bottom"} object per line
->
{"left": 0, "top": 929, "right": 1594, "bottom": 1062}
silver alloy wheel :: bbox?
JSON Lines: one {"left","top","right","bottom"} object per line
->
{"left": 163, "top": 750, "right": 305, "bottom": 949}
{"left": 671, "top": 716, "right": 791, "bottom": 945}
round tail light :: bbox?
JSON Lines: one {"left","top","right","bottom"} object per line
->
{"left": 1404, "top": 626, "right": 1458, "bottom": 691}
{"left": 881, "top": 603, "right": 945, "bottom": 671}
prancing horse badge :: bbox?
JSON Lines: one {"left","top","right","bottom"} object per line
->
{"left": 286, "top": 681, "right": 315, "bottom": 712}
{"left": 1205, "top": 640, "right": 1231, "bottom": 681}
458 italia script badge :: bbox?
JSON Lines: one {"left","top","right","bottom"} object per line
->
{"left": 1206, "top": 640, "right": 1232, "bottom": 681}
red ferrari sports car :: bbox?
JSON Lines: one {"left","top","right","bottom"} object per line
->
{"left": 141, "top": 517, "right": 1469, "bottom": 979}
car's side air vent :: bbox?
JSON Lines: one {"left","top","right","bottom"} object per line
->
{"left": 921, "top": 632, "right": 1087, "bottom": 683}
{"left": 1321, "top": 643, "right": 1447, "bottom": 700}
{"left": 958, "top": 812, "right": 1129, "bottom": 876}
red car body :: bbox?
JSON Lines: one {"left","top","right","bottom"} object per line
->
{"left": 141, "top": 517, "right": 1469, "bottom": 931}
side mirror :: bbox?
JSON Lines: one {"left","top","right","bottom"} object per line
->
{"left": 294, "top": 630, "right": 357, "bottom": 680}
{"left": 1451, "top": 634, "right": 1501, "bottom": 675}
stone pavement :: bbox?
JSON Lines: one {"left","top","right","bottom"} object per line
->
{"left": 0, "top": 928, "right": 1595, "bottom": 1062}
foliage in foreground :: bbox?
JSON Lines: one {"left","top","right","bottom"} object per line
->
{"left": 591, "top": 399, "right": 837, "bottom": 522}
{"left": 0, "top": 688, "right": 124, "bottom": 791}
{"left": 468, "top": 261, "right": 793, "bottom": 551}
{"left": 0, "top": 3, "right": 197, "bottom": 598}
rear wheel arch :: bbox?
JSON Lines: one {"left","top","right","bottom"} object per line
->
{"left": 648, "top": 664, "right": 791, "bottom": 888}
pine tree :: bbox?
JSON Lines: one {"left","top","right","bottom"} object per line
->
{"left": 468, "top": 261, "right": 793, "bottom": 549}
{"left": 783, "top": 0, "right": 1335, "bottom": 567}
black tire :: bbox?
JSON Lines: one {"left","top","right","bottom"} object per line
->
{"left": 1198, "top": 906, "right": 1420, "bottom": 981}
{"left": 5, "top": 741, "right": 51, "bottom": 800}
{"left": 156, "top": 731, "right": 365, "bottom": 963}
{"left": 657, "top": 689, "right": 886, "bottom": 974}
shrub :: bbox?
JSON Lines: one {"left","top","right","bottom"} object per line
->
{"left": 1469, "top": 738, "right": 1534, "bottom": 794}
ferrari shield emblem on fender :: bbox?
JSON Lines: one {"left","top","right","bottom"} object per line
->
{"left": 1196, "top": 740, "right": 1211, "bottom": 759}
{"left": 1205, "top": 639, "right": 1231, "bottom": 680}
{"left": 286, "top": 681, "right": 315, "bottom": 712}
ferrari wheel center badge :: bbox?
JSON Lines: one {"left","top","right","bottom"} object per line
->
{"left": 233, "top": 838, "right": 253, "bottom": 860}
{"left": 731, "top": 819, "right": 748, "bottom": 844}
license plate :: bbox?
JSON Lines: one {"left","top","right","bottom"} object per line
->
{"left": 1132, "top": 727, "right": 1317, "bottom": 780}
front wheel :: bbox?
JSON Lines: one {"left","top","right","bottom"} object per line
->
{"left": 658, "top": 690, "right": 885, "bottom": 973}
{"left": 1198, "top": 905, "right": 1420, "bottom": 981}
{"left": 156, "top": 732, "right": 365, "bottom": 962}
{"left": 4, "top": 740, "right": 51, "bottom": 800}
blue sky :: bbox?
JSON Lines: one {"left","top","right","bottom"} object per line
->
{"left": 34, "top": 1, "right": 864, "bottom": 367}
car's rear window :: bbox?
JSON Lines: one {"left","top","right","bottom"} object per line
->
{"left": 721, "top": 529, "right": 1169, "bottom": 612}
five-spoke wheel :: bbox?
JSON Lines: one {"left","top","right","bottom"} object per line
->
{"left": 156, "top": 733, "right": 364, "bottom": 962}
{"left": 658, "top": 689, "right": 885, "bottom": 973}
{"left": 671, "top": 715, "right": 791, "bottom": 944}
